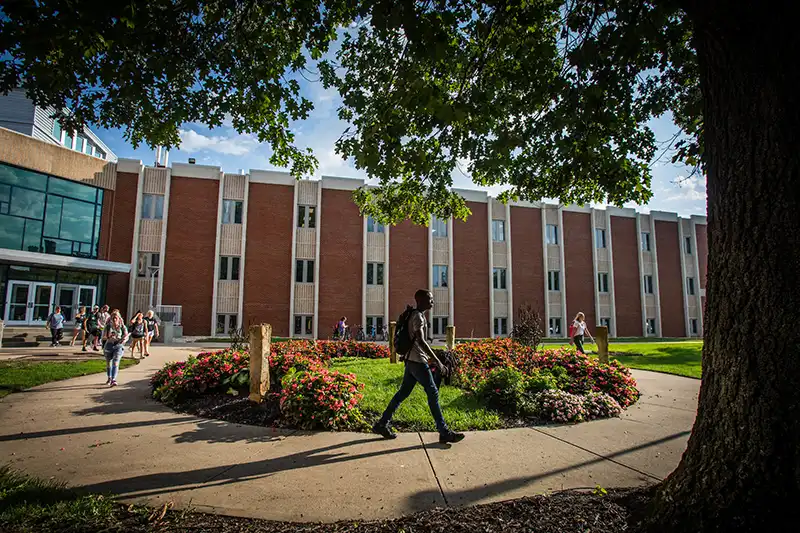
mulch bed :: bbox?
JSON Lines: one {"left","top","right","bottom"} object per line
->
{"left": 97, "top": 487, "right": 654, "bottom": 532}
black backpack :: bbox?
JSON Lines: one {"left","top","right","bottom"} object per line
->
{"left": 393, "top": 305, "right": 417, "bottom": 358}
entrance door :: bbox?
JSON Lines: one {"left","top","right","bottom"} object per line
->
{"left": 4, "top": 281, "right": 55, "bottom": 325}
{"left": 57, "top": 286, "right": 76, "bottom": 323}
{"left": 77, "top": 286, "right": 96, "bottom": 311}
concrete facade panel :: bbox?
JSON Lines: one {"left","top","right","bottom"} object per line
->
{"left": 162, "top": 176, "right": 218, "bottom": 336}
{"left": 611, "top": 216, "right": 643, "bottom": 336}
{"left": 696, "top": 224, "right": 708, "bottom": 289}
{"left": 454, "top": 202, "right": 490, "bottom": 338}
{"left": 242, "top": 183, "right": 294, "bottom": 337}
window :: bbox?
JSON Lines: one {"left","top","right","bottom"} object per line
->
{"left": 597, "top": 272, "right": 609, "bottom": 293}
{"left": 137, "top": 252, "right": 160, "bottom": 278}
{"left": 492, "top": 220, "right": 505, "bottom": 242}
{"left": 295, "top": 260, "right": 314, "bottom": 283}
{"left": 141, "top": 193, "right": 164, "bottom": 220}
{"left": 643, "top": 275, "right": 654, "bottom": 294}
{"left": 95, "top": 149, "right": 106, "bottom": 160}
{"left": 222, "top": 199, "right": 243, "bottom": 224}
{"left": 76, "top": 136, "right": 86, "bottom": 153}
{"left": 432, "top": 216, "right": 448, "bottom": 237}
{"left": 294, "top": 315, "right": 314, "bottom": 336}
{"left": 595, "top": 228, "right": 607, "bottom": 248}
{"left": 64, "top": 131, "right": 74, "bottom": 149}
{"left": 366, "top": 262, "right": 385, "bottom": 285}
{"left": 219, "top": 256, "right": 241, "bottom": 281}
{"left": 646, "top": 318, "right": 657, "bottom": 336}
{"left": 493, "top": 268, "right": 507, "bottom": 290}
{"left": 367, "top": 216, "right": 384, "bottom": 233}
{"left": 216, "top": 314, "right": 238, "bottom": 335}
{"left": 494, "top": 317, "right": 508, "bottom": 336}
{"left": 0, "top": 163, "right": 104, "bottom": 258}
{"left": 641, "top": 232, "right": 651, "bottom": 251}
{"left": 599, "top": 317, "right": 611, "bottom": 329}
{"left": 548, "top": 270, "right": 560, "bottom": 291}
{"left": 687, "top": 277, "right": 696, "bottom": 295}
{"left": 685, "top": 236, "right": 692, "bottom": 254}
{"left": 432, "top": 316, "right": 449, "bottom": 336}
{"left": 546, "top": 224, "right": 559, "bottom": 245}
{"left": 549, "top": 317, "right": 562, "bottom": 336}
{"left": 433, "top": 265, "right": 448, "bottom": 287}
{"left": 691, "top": 318, "right": 699, "bottom": 335}
{"left": 52, "top": 119, "right": 62, "bottom": 142}
{"left": 297, "top": 205, "right": 316, "bottom": 228}
{"left": 366, "top": 316, "right": 385, "bottom": 335}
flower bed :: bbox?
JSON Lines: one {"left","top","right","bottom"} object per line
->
{"left": 280, "top": 368, "right": 366, "bottom": 430}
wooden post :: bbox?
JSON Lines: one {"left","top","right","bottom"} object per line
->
{"left": 596, "top": 325, "right": 609, "bottom": 364}
{"left": 249, "top": 323, "right": 272, "bottom": 403}
{"left": 389, "top": 321, "right": 397, "bottom": 363}
{"left": 446, "top": 325, "right": 456, "bottom": 351}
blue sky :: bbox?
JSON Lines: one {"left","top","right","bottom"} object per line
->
{"left": 96, "top": 83, "right": 707, "bottom": 218}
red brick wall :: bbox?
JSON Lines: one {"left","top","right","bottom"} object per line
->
{"left": 511, "top": 206, "right": 545, "bottom": 321}
{"left": 318, "top": 189, "right": 363, "bottom": 337}
{"left": 563, "top": 211, "right": 596, "bottom": 328}
{"left": 162, "top": 176, "right": 218, "bottom": 336}
{"left": 453, "top": 202, "right": 490, "bottom": 338}
{"left": 242, "top": 183, "right": 294, "bottom": 337}
{"left": 655, "top": 220, "right": 685, "bottom": 337}
{"left": 389, "top": 220, "right": 428, "bottom": 319}
{"left": 104, "top": 171, "right": 138, "bottom": 313}
{"left": 610, "top": 216, "right": 643, "bottom": 336}
{"left": 696, "top": 223, "right": 708, "bottom": 289}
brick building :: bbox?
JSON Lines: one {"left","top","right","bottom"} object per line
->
{"left": 0, "top": 127, "right": 707, "bottom": 339}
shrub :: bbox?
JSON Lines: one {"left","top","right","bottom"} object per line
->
{"left": 512, "top": 304, "right": 544, "bottom": 349}
{"left": 534, "top": 389, "right": 587, "bottom": 423}
{"left": 524, "top": 369, "right": 560, "bottom": 395}
{"left": 268, "top": 350, "right": 325, "bottom": 381}
{"left": 279, "top": 369, "right": 366, "bottom": 430}
{"left": 583, "top": 391, "right": 623, "bottom": 420}
{"left": 317, "top": 340, "right": 389, "bottom": 359}
{"left": 151, "top": 349, "right": 249, "bottom": 404}
{"left": 478, "top": 367, "right": 527, "bottom": 415}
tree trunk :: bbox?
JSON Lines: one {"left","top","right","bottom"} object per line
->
{"left": 645, "top": 2, "right": 800, "bottom": 531}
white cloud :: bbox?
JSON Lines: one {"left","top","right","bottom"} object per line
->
{"left": 663, "top": 174, "right": 706, "bottom": 202}
{"left": 178, "top": 129, "right": 258, "bottom": 156}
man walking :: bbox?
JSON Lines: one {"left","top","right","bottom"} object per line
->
{"left": 373, "top": 289, "right": 465, "bottom": 443}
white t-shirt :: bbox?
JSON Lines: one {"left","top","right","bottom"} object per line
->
{"left": 572, "top": 320, "right": 587, "bottom": 336}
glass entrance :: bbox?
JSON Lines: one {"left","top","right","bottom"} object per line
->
{"left": 57, "top": 286, "right": 76, "bottom": 323}
{"left": 4, "top": 281, "right": 55, "bottom": 325}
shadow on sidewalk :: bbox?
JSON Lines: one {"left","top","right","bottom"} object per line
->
{"left": 170, "top": 419, "right": 296, "bottom": 445}
{"left": 71, "top": 377, "right": 167, "bottom": 416}
{"left": 0, "top": 416, "right": 194, "bottom": 442}
{"left": 76, "top": 437, "right": 421, "bottom": 499}
{"left": 409, "top": 429, "right": 691, "bottom": 509}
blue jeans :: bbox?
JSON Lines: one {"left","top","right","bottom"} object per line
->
{"left": 104, "top": 344, "right": 124, "bottom": 380}
{"left": 378, "top": 361, "right": 449, "bottom": 435}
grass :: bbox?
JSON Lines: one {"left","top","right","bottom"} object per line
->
{"left": 194, "top": 336, "right": 291, "bottom": 343}
{"left": 608, "top": 342, "right": 702, "bottom": 379}
{"left": 331, "top": 357, "right": 502, "bottom": 432}
{"left": 0, "top": 359, "right": 138, "bottom": 398}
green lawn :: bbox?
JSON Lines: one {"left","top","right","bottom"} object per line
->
{"left": 0, "top": 359, "right": 138, "bottom": 398}
{"left": 331, "top": 357, "right": 502, "bottom": 431}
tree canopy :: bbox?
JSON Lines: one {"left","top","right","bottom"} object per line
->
{"left": 0, "top": 0, "right": 699, "bottom": 224}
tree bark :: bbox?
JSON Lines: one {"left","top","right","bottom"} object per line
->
{"left": 646, "top": 1, "right": 800, "bottom": 531}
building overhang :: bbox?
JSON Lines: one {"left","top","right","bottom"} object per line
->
{"left": 0, "top": 249, "right": 131, "bottom": 274}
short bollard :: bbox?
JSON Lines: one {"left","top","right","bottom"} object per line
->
{"left": 389, "top": 321, "right": 397, "bottom": 363}
{"left": 249, "top": 323, "right": 272, "bottom": 403}
{"left": 596, "top": 326, "right": 609, "bottom": 364}
{"left": 446, "top": 325, "right": 455, "bottom": 351}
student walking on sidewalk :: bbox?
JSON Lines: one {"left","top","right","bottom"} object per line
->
{"left": 46, "top": 306, "right": 65, "bottom": 347}
{"left": 570, "top": 312, "right": 594, "bottom": 354}
{"left": 103, "top": 310, "right": 129, "bottom": 387}
{"left": 71, "top": 306, "right": 86, "bottom": 346}
{"left": 373, "top": 289, "right": 465, "bottom": 444}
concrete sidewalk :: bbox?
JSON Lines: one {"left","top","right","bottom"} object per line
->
{"left": 0, "top": 345, "right": 699, "bottom": 522}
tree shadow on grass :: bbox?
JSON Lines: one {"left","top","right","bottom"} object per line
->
{"left": 614, "top": 346, "right": 702, "bottom": 378}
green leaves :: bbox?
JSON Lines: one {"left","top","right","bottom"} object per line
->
{"left": 2, "top": 0, "right": 700, "bottom": 224}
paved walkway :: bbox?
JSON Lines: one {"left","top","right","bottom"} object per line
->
{"left": 0, "top": 345, "right": 699, "bottom": 522}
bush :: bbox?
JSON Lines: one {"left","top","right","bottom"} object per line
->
{"left": 534, "top": 389, "right": 587, "bottom": 423}
{"left": 279, "top": 369, "right": 366, "bottom": 430}
{"left": 151, "top": 349, "right": 249, "bottom": 404}
{"left": 512, "top": 304, "right": 544, "bottom": 349}
{"left": 478, "top": 367, "right": 527, "bottom": 415}
{"left": 524, "top": 369, "right": 560, "bottom": 395}
{"left": 583, "top": 391, "right": 623, "bottom": 420}
{"left": 269, "top": 350, "right": 326, "bottom": 381}
{"left": 317, "top": 340, "right": 389, "bottom": 359}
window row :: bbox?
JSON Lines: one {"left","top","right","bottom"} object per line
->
{"left": 52, "top": 120, "right": 107, "bottom": 159}
{"left": 494, "top": 317, "right": 508, "bottom": 336}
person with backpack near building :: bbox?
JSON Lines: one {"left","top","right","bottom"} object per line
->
{"left": 71, "top": 306, "right": 86, "bottom": 346}
{"left": 97, "top": 305, "right": 111, "bottom": 340}
{"left": 103, "top": 310, "right": 129, "bottom": 386}
{"left": 372, "top": 289, "right": 465, "bottom": 444}
{"left": 570, "top": 312, "right": 595, "bottom": 354}
{"left": 46, "top": 306, "right": 65, "bottom": 347}
{"left": 337, "top": 316, "right": 347, "bottom": 340}
{"left": 129, "top": 312, "right": 148, "bottom": 359}
{"left": 143, "top": 310, "right": 159, "bottom": 357}
{"left": 83, "top": 305, "right": 101, "bottom": 352}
